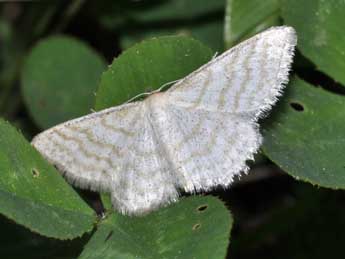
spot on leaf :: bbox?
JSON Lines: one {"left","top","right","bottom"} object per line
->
{"left": 192, "top": 223, "right": 201, "bottom": 231}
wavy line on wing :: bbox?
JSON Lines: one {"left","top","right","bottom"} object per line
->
{"left": 100, "top": 116, "right": 136, "bottom": 137}
{"left": 232, "top": 40, "right": 258, "bottom": 112}
{"left": 52, "top": 130, "right": 119, "bottom": 170}
{"left": 235, "top": 41, "right": 270, "bottom": 112}
{"left": 217, "top": 47, "right": 240, "bottom": 110}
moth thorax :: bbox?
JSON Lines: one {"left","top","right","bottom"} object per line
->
{"left": 147, "top": 92, "right": 168, "bottom": 108}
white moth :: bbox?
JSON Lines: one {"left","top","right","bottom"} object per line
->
{"left": 32, "top": 26, "right": 297, "bottom": 215}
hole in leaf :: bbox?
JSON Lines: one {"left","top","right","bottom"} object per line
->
{"left": 192, "top": 223, "right": 201, "bottom": 231}
{"left": 197, "top": 204, "right": 208, "bottom": 212}
{"left": 31, "top": 168, "right": 40, "bottom": 178}
{"left": 290, "top": 102, "right": 304, "bottom": 112}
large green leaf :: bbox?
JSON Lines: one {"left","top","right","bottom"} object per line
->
{"left": 224, "top": 0, "right": 280, "bottom": 48}
{"left": 0, "top": 119, "right": 95, "bottom": 239}
{"left": 281, "top": 0, "right": 345, "bottom": 86}
{"left": 262, "top": 77, "right": 345, "bottom": 188}
{"left": 21, "top": 36, "right": 106, "bottom": 129}
{"left": 95, "top": 36, "right": 213, "bottom": 110}
{"left": 79, "top": 196, "right": 232, "bottom": 259}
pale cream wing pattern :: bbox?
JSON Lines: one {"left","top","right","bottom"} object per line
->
{"left": 162, "top": 26, "right": 297, "bottom": 191}
{"left": 32, "top": 102, "right": 179, "bottom": 215}
{"left": 167, "top": 26, "right": 297, "bottom": 116}
{"left": 32, "top": 26, "right": 296, "bottom": 215}
{"left": 147, "top": 101, "right": 262, "bottom": 192}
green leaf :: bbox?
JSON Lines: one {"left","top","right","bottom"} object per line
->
{"left": 224, "top": 0, "right": 280, "bottom": 48}
{"left": 281, "top": 0, "right": 345, "bottom": 86}
{"left": 79, "top": 196, "right": 232, "bottom": 259}
{"left": 95, "top": 36, "right": 213, "bottom": 110}
{"left": 262, "top": 77, "right": 345, "bottom": 189}
{"left": 0, "top": 119, "right": 95, "bottom": 239}
{"left": 21, "top": 36, "right": 106, "bottom": 129}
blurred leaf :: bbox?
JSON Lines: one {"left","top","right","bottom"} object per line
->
{"left": 95, "top": 36, "right": 213, "bottom": 110}
{"left": 0, "top": 119, "right": 96, "bottom": 239}
{"left": 21, "top": 36, "right": 106, "bottom": 129}
{"left": 79, "top": 196, "right": 232, "bottom": 259}
{"left": 263, "top": 77, "right": 345, "bottom": 188}
{"left": 224, "top": 0, "right": 280, "bottom": 48}
{"left": 0, "top": 19, "right": 24, "bottom": 117}
{"left": 120, "top": 19, "right": 224, "bottom": 52}
{"left": 191, "top": 19, "right": 224, "bottom": 51}
{"left": 131, "top": 0, "right": 225, "bottom": 22}
{"left": 97, "top": 0, "right": 225, "bottom": 28}
{"left": 93, "top": 0, "right": 225, "bottom": 51}
{"left": 281, "top": 0, "right": 345, "bottom": 86}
